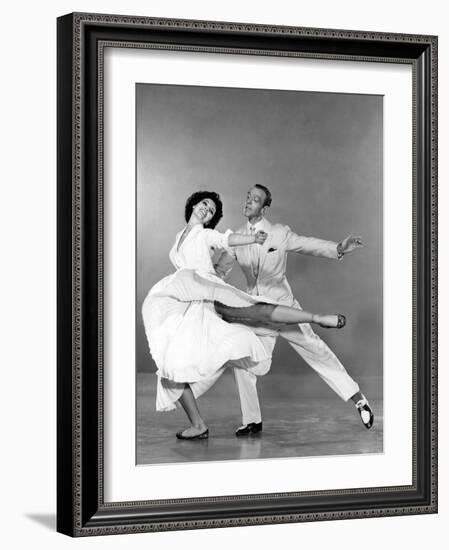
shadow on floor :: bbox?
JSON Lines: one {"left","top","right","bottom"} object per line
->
{"left": 25, "top": 513, "right": 56, "bottom": 531}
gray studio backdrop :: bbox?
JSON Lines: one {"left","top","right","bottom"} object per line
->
{"left": 136, "top": 83, "right": 382, "bottom": 392}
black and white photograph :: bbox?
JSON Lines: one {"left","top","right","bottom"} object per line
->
{"left": 136, "top": 83, "right": 383, "bottom": 465}
{"left": 1, "top": 0, "right": 443, "bottom": 545}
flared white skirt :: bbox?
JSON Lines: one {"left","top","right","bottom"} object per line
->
{"left": 142, "top": 269, "right": 275, "bottom": 410}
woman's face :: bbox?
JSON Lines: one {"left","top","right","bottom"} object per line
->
{"left": 192, "top": 198, "right": 216, "bottom": 225}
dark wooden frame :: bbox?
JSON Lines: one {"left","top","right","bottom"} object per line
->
{"left": 57, "top": 12, "right": 438, "bottom": 536}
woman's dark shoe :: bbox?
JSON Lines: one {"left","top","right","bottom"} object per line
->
{"left": 336, "top": 314, "right": 346, "bottom": 328}
{"left": 176, "top": 428, "right": 209, "bottom": 440}
{"left": 315, "top": 314, "right": 346, "bottom": 329}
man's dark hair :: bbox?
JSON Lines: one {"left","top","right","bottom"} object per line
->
{"left": 254, "top": 184, "right": 272, "bottom": 208}
{"left": 184, "top": 191, "right": 223, "bottom": 229}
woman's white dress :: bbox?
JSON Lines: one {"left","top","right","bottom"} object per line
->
{"left": 142, "top": 224, "right": 273, "bottom": 411}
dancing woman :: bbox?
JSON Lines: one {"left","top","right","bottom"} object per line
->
{"left": 142, "top": 191, "right": 345, "bottom": 439}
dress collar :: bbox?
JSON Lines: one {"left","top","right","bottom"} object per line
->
{"left": 176, "top": 223, "right": 202, "bottom": 252}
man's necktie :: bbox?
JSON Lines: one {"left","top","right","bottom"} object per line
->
{"left": 249, "top": 225, "right": 260, "bottom": 279}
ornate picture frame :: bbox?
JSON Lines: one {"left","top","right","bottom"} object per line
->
{"left": 57, "top": 12, "right": 437, "bottom": 536}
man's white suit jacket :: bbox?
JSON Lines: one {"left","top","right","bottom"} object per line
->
{"left": 215, "top": 218, "right": 340, "bottom": 308}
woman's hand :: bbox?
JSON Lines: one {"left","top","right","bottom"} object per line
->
{"left": 254, "top": 230, "right": 268, "bottom": 245}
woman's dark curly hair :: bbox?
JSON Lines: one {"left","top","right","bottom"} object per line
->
{"left": 184, "top": 191, "right": 223, "bottom": 229}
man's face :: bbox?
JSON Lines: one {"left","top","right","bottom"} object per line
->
{"left": 244, "top": 187, "right": 267, "bottom": 219}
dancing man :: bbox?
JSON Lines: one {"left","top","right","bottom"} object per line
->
{"left": 214, "top": 185, "right": 374, "bottom": 436}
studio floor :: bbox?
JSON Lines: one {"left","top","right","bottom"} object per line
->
{"left": 137, "top": 370, "right": 383, "bottom": 465}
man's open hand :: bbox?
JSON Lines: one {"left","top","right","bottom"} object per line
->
{"left": 339, "top": 234, "right": 364, "bottom": 255}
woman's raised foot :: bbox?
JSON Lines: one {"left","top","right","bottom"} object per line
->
{"left": 313, "top": 314, "right": 346, "bottom": 329}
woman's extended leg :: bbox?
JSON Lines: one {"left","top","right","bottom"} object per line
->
{"left": 176, "top": 384, "right": 209, "bottom": 439}
{"left": 214, "top": 302, "right": 345, "bottom": 329}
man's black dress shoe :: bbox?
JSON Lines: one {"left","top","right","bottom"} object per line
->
{"left": 235, "top": 422, "right": 263, "bottom": 436}
{"left": 355, "top": 397, "right": 374, "bottom": 429}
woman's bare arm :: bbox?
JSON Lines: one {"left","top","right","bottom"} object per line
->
{"left": 228, "top": 230, "right": 267, "bottom": 247}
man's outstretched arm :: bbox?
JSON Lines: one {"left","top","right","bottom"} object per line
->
{"left": 286, "top": 226, "right": 363, "bottom": 259}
